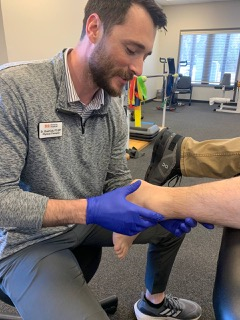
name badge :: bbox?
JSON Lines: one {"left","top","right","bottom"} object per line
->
{"left": 38, "top": 122, "right": 63, "bottom": 139}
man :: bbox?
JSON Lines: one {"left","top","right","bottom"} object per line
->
{"left": 0, "top": 1, "right": 203, "bottom": 320}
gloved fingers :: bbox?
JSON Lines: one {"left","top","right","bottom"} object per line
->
{"left": 139, "top": 208, "right": 165, "bottom": 223}
{"left": 119, "top": 229, "right": 137, "bottom": 236}
{"left": 124, "top": 222, "right": 156, "bottom": 236}
{"left": 122, "top": 180, "right": 141, "bottom": 196}
{"left": 184, "top": 217, "right": 197, "bottom": 228}
{"left": 137, "top": 219, "right": 158, "bottom": 230}
{"left": 179, "top": 222, "right": 191, "bottom": 233}
{"left": 201, "top": 222, "right": 214, "bottom": 229}
{"left": 174, "top": 229, "right": 183, "bottom": 237}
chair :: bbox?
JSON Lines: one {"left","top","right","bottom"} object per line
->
{"left": 214, "top": 73, "right": 234, "bottom": 96}
{"left": 173, "top": 75, "right": 193, "bottom": 106}
{"left": 0, "top": 246, "right": 118, "bottom": 319}
{"left": 212, "top": 73, "right": 238, "bottom": 113}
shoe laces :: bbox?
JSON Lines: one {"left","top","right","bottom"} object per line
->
{"left": 164, "top": 294, "right": 182, "bottom": 313}
{"left": 167, "top": 174, "right": 182, "bottom": 187}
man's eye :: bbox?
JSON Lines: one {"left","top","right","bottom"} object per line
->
{"left": 126, "top": 47, "right": 135, "bottom": 55}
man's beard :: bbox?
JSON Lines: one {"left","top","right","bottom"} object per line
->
{"left": 89, "top": 41, "right": 134, "bottom": 97}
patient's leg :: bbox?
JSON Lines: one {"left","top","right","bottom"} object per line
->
{"left": 181, "top": 137, "right": 240, "bottom": 179}
{"left": 145, "top": 128, "right": 240, "bottom": 187}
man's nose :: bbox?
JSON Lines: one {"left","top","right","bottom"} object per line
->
{"left": 129, "top": 58, "right": 144, "bottom": 77}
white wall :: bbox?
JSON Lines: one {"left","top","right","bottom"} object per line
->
{"left": 1, "top": 0, "right": 87, "bottom": 61}
{"left": 0, "top": 0, "right": 161, "bottom": 99}
{"left": 1, "top": 0, "right": 239, "bottom": 100}
{"left": 0, "top": 1, "right": 8, "bottom": 64}
{"left": 158, "top": 0, "right": 240, "bottom": 101}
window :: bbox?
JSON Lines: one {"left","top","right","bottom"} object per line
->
{"left": 178, "top": 29, "right": 240, "bottom": 86}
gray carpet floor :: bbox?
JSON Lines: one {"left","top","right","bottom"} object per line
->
{"left": 1, "top": 100, "right": 240, "bottom": 319}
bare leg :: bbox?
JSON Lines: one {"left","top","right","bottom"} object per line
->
{"left": 112, "top": 233, "right": 139, "bottom": 259}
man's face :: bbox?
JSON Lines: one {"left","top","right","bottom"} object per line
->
{"left": 89, "top": 4, "right": 156, "bottom": 97}
{"left": 89, "top": 36, "right": 134, "bottom": 97}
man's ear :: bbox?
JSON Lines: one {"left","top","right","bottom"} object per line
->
{"left": 86, "top": 14, "right": 103, "bottom": 43}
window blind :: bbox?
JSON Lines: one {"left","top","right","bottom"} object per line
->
{"left": 178, "top": 29, "right": 240, "bottom": 85}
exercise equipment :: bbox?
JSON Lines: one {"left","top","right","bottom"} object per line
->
{"left": 128, "top": 75, "right": 147, "bottom": 127}
{"left": 128, "top": 58, "right": 188, "bottom": 133}
{"left": 146, "top": 58, "right": 180, "bottom": 127}
{"left": 211, "top": 80, "right": 240, "bottom": 113}
{"left": 140, "top": 72, "right": 173, "bottom": 128}
{"left": 129, "top": 122, "right": 160, "bottom": 141}
{"left": 211, "top": 74, "right": 240, "bottom": 113}
{"left": 154, "top": 58, "right": 177, "bottom": 112}
{"left": 155, "top": 58, "right": 190, "bottom": 112}
{"left": 128, "top": 76, "right": 160, "bottom": 141}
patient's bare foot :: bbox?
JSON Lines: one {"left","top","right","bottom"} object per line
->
{"left": 113, "top": 233, "right": 138, "bottom": 259}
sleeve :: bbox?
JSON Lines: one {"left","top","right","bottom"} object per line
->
{"left": 103, "top": 97, "right": 132, "bottom": 193}
{"left": 0, "top": 75, "right": 48, "bottom": 231}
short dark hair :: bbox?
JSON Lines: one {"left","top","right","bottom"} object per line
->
{"left": 80, "top": 0, "right": 167, "bottom": 39}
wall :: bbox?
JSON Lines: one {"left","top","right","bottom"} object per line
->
{"left": 0, "top": 0, "right": 162, "bottom": 99}
{"left": 0, "top": 1, "right": 7, "bottom": 64}
{"left": 158, "top": 0, "right": 240, "bottom": 101}
{"left": 0, "top": 0, "right": 239, "bottom": 100}
{"left": 1, "top": 0, "right": 87, "bottom": 61}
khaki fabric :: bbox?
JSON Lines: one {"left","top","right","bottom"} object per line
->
{"left": 181, "top": 137, "right": 240, "bottom": 179}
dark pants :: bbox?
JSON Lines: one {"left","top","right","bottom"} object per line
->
{"left": 0, "top": 224, "right": 184, "bottom": 320}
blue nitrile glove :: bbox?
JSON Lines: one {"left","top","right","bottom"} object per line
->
{"left": 201, "top": 223, "right": 214, "bottom": 229}
{"left": 159, "top": 217, "right": 197, "bottom": 237}
{"left": 160, "top": 218, "right": 214, "bottom": 237}
{"left": 86, "top": 180, "right": 164, "bottom": 236}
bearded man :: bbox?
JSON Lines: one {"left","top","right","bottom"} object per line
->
{"left": 0, "top": 1, "right": 203, "bottom": 319}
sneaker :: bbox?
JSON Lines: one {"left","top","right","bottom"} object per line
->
{"left": 134, "top": 294, "right": 202, "bottom": 320}
{"left": 145, "top": 128, "right": 183, "bottom": 186}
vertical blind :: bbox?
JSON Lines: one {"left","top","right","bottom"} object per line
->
{"left": 178, "top": 29, "right": 240, "bottom": 85}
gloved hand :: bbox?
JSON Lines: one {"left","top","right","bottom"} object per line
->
{"left": 201, "top": 223, "right": 214, "bottom": 229}
{"left": 159, "top": 217, "right": 197, "bottom": 237}
{"left": 160, "top": 218, "right": 214, "bottom": 237}
{"left": 86, "top": 180, "right": 164, "bottom": 236}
